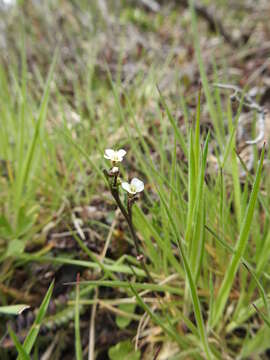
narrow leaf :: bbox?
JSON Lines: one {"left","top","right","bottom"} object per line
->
{"left": 75, "top": 274, "right": 83, "bottom": 360}
{"left": 20, "top": 280, "right": 54, "bottom": 357}
{"left": 0, "top": 305, "right": 30, "bottom": 315}
{"left": 8, "top": 326, "right": 31, "bottom": 360}
{"left": 211, "top": 146, "right": 265, "bottom": 327}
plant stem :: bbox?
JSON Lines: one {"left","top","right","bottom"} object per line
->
{"left": 103, "top": 169, "right": 154, "bottom": 283}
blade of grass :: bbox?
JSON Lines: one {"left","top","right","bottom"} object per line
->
{"left": 71, "top": 228, "right": 117, "bottom": 281}
{"left": 157, "top": 87, "right": 188, "bottom": 157}
{"left": 227, "top": 99, "right": 242, "bottom": 228}
{"left": 14, "top": 50, "right": 58, "bottom": 227}
{"left": 205, "top": 225, "right": 270, "bottom": 283}
{"left": 8, "top": 326, "right": 31, "bottom": 360}
{"left": 64, "top": 280, "right": 183, "bottom": 296}
{"left": 133, "top": 207, "right": 160, "bottom": 270}
{"left": 0, "top": 305, "right": 30, "bottom": 315}
{"left": 185, "top": 129, "right": 196, "bottom": 245}
{"left": 59, "top": 126, "right": 104, "bottom": 178}
{"left": 133, "top": 205, "right": 184, "bottom": 278}
{"left": 235, "top": 149, "right": 270, "bottom": 219}
{"left": 157, "top": 189, "right": 213, "bottom": 359}
{"left": 221, "top": 92, "right": 245, "bottom": 169}
{"left": 75, "top": 274, "right": 83, "bottom": 360}
{"left": 189, "top": 133, "right": 209, "bottom": 280}
{"left": 252, "top": 304, "right": 270, "bottom": 329}
{"left": 16, "top": 254, "right": 146, "bottom": 277}
{"left": 188, "top": 0, "right": 223, "bottom": 148}
{"left": 129, "top": 284, "right": 185, "bottom": 348}
{"left": 211, "top": 145, "right": 265, "bottom": 328}
{"left": 194, "top": 88, "right": 201, "bottom": 175}
{"left": 19, "top": 280, "right": 54, "bottom": 358}
{"left": 242, "top": 262, "right": 269, "bottom": 316}
{"left": 240, "top": 325, "right": 270, "bottom": 359}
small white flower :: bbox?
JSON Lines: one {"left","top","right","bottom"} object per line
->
{"left": 121, "top": 178, "right": 144, "bottom": 195}
{"left": 111, "top": 166, "right": 119, "bottom": 173}
{"left": 104, "top": 149, "right": 126, "bottom": 163}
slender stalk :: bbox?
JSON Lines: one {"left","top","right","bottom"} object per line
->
{"left": 103, "top": 169, "right": 154, "bottom": 283}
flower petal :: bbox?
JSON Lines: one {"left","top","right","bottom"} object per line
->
{"left": 117, "top": 149, "right": 127, "bottom": 158}
{"left": 104, "top": 149, "right": 115, "bottom": 159}
{"left": 131, "top": 178, "right": 144, "bottom": 192}
{"left": 111, "top": 167, "right": 119, "bottom": 173}
{"left": 121, "top": 182, "right": 132, "bottom": 193}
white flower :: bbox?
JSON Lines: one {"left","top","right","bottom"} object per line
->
{"left": 104, "top": 149, "right": 126, "bottom": 163}
{"left": 111, "top": 166, "right": 119, "bottom": 173}
{"left": 121, "top": 178, "right": 144, "bottom": 195}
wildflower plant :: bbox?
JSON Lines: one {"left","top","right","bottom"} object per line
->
{"left": 103, "top": 149, "right": 153, "bottom": 282}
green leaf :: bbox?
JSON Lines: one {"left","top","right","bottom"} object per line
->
{"left": 157, "top": 189, "right": 212, "bottom": 359}
{"left": 240, "top": 325, "right": 270, "bottom": 358}
{"left": 18, "top": 280, "right": 54, "bottom": 359}
{"left": 188, "top": 0, "right": 223, "bottom": 148}
{"left": 17, "top": 253, "right": 146, "bottom": 277}
{"left": 8, "top": 326, "right": 31, "bottom": 360}
{"left": 189, "top": 132, "right": 209, "bottom": 281}
{"left": 116, "top": 303, "right": 136, "bottom": 329}
{"left": 243, "top": 263, "right": 269, "bottom": 316}
{"left": 211, "top": 146, "right": 265, "bottom": 328}
{"left": 6, "top": 239, "right": 25, "bottom": 257}
{"left": 130, "top": 284, "right": 184, "bottom": 348}
{"left": 0, "top": 215, "right": 13, "bottom": 238}
{"left": 0, "top": 304, "right": 30, "bottom": 315}
{"left": 16, "top": 206, "right": 36, "bottom": 238}
{"left": 109, "top": 340, "right": 140, "bottom": 360}
{"left": 205, "top": 225, "right": 269, "bottom": 318}
{"left": 252, "top": 304, "right": 270, "bottom": 329}
{"left": 75, "top": 275, "right": 83, "bottom": 360}
{"left": 14, "top": 50, "right": 58, "bottom": 228}
{"left": 65, "top": 280, "right": 182, "bottom": 296}
{"left": 157, "top": 87, "right": 188, "bottom": 157}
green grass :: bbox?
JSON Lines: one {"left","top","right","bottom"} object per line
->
{"left": 6, "top": 281, "right": 54, "bottom": 359}
{"left": 0, "top": 1, "right": 270, "bottom": 359}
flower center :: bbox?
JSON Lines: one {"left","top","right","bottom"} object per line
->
{"left": 112, "top": 154, "right": 119, "bottom": 161}
{"left": 130, "top": 185, "right": 136, "bottom": 193}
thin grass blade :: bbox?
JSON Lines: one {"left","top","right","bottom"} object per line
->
{"left": 8, "top": 326, "right": 31, "bottom": 360}
{"left": 211, "top": 146, "right": 265, "bottom": 327}
{"left": 157, "top": 189, "right": 212, "bottom": 359}
{"left": 75, "top": 274, "right": 83, "bottom": 360}
{"left": 20, "top": 280, "right": 54, "bottom": 357}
